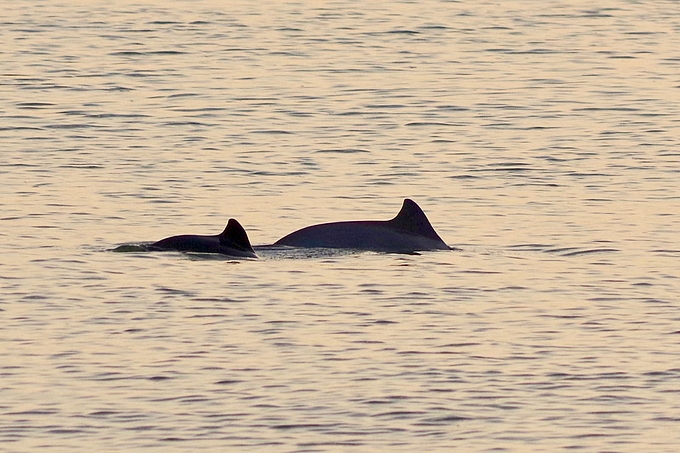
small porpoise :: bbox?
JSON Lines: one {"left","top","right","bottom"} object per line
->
{"left": 149, "top": 218, "right": 257, "bottom": 258}
{"left": 274, "top": 199, "right": 450, "bottom": 253}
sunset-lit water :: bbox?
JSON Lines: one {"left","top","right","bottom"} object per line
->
{"left": 2, "top": 1, "right": 679, "bottom": 451}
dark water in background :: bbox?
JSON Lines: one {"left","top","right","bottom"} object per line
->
{"left": 2, "top": 0, "right": 679, "bottom": 451}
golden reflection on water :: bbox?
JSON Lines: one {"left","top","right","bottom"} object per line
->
{"left": 2, "top": 0, "right": 679, "bottom": 451}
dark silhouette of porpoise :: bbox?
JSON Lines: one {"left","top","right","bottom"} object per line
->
{"left": 274, "top": 199, "right": 450, "bottom": 253}
{"left": 148, "top": 218, "right": 257, "bottom": 258}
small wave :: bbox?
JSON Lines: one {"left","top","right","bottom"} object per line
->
{"left": 111, "top": 244, "right": 150, "bottom": 253}
{"left": 385, "top": 29, "right": 420, "bottom": 35}
{"left": 405, "top": 122, "right": 464, "bottom": 127}
{"left": 44, "top": 123, "right": 100, "bottom": 129}
{"left": 249, "top": 129, "right": 292, "bottom": 135}
{"left": 109, "top": 50, "right": 188, "bottom": 56}
{"left": 560, "top": 248, "right": 619, "bottom": 257}
{"left": 16, "top": 102, "right": 55, "bottom": 108}
{"left": 316, "top": 148, "right": 369, "bottom": 154}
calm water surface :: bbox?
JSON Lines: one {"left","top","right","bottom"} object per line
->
{"left": 2, "top": 0, "right": 679, "bottom": 451}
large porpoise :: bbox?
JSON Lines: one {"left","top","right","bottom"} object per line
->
{"left": 274, "top": 199, "right": 450, "bottom": 254}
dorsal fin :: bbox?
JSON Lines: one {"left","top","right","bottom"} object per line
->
{"left": 219, "top": 218, "right": 255, "bottom": 253}
{"left": 388, "top": 199, "right": 443, "bottom": 241}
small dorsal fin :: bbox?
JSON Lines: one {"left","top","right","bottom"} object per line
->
{"left": 388, "top": 199, "right": 443, "bottom": 241}
{"left": 219, "top": 218, "right": 255, "bottom": 253}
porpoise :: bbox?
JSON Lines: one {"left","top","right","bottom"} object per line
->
{"left": 149, "top": 218, "right": 256, "bottom": 258}
{"left": 274, "top": 199, "right": 450, "bottom": 253}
